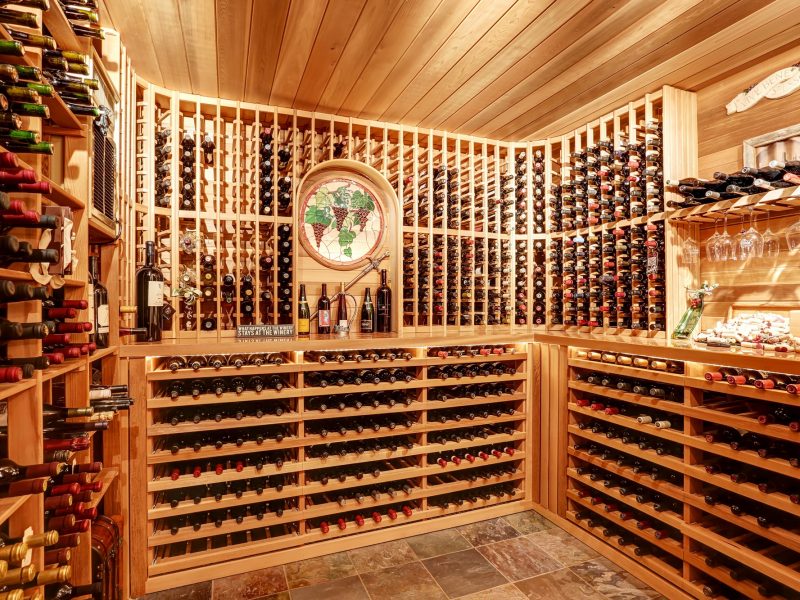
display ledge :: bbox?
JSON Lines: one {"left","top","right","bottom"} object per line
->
{"left": 85, "top": 468, "right": 119, "bottom": 510}
{"left": 568, "top": 425, "right": 687, "bottom": 474}
{"left": 684, "top": 550, "right": 765, "bottom": 600}
{"left": 120, "top": 328, "right": 538, "bottom": 358}
{"left": 41, "top": 0, "right": 82, "bottom": 52}
{"left": 0, "top": 492, "right": 33, "bottom": 525}
{"left": 536, "top": 331, "right": 800, "bottom": 374}
{"left": 0, "top": 268, "right": 84, "bottom": 288}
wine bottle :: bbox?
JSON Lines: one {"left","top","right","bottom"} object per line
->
{"left": 376, "top": 269, "right": 391, "bottom": 332}
{"left": 317, "top": 283, "right": 331, "bottom": 334}
{"left": 336, "top": 282, "right": 348, "bottom": 332}
{"left": 360, "top": 288, "right": 374, "bottom": 333}
{"left": 297, "top": 284, "right": 310, "bottom": 336}
{"left": 135, "top": 241, "right": 164, "bottom": 342}
{"left": 87, "top": 256, "right": 108, "bottom": 348}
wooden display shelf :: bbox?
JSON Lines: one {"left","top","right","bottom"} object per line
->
{"left": 568, "top": 425, "right": 687, "bottom": 474}
{"left": 566, "top": 489, "right": 683, "bottom": 559}
{"left": 41, "top": 2, "right": 82, "bottom": 52}
{"left": 85, "top": 468, "right": 119, "bottom": 510}
{"left": 568, "top": 380, "right": 689, "bottom": 415}
{"left": 683, "top": 375, "right": 800, "bottom": 407}
{"left": 567, "top": 358, "right": 687, "bottom": 386}
{"left": 684, "top": 550, "right": 767, "bottom": 600}
{"left": 0, "top": 378, "right": 36, "bottom": 402}
{"left": 148, "top": 435, "right": 309, "bottom": 465}
{"left": 568, "top": 403, "right": 687, "bottom": 446}
{"left": 0, "top": 493, "right": 33, "bottom": 525}
{"left": 148, "top": 460, "right": 306, "bottom": 492}
{"left": 147, "top": 362, "right": 300, "bottom": 381}
{"left": 537, "top": 332, "right": 800, "bottom": 375}
{"left": 147, "top": 387, "right": 304, "bottom": 409}
{"left": 683, "top": 523, "right": 800, "bottom": 590}
{"left": 41, "top": 358, "right": 85, "bottom": 382}
{"left": 683, "top": 435, "right": 798, "bottom": 479}
{"left": 300, "top": 402, "right": 423, "bottom": 422}
{"left": 89, "top": 346, "right": 119, "bottom": 363}
{"left": 668, "top": 185, "right": 800, "bottom": 223}
{"left": 685, "top": 464, "right": 799, "bottom": 517}
{"left": 682, "top": 492, "right": 800, "bottom": 555}
{"left": 567, "top": 468, "right": 684, "bottom": 530}
{"left": 0, "top": 267, "right": 84, "bottom": 287}
{"left": 566, "top": 512, "right": 683, "bottom": 580}
{"left": 88, "top": 217, "right": 117, "bottom": 243}
{"left": 567, "top": 447, "right": 686, "bottom": 503}
{"left": 149, "top": 484, "right": 303, "bottom": 519}
{"left": 147, "top": 413, "right": 303, "bottom": 436}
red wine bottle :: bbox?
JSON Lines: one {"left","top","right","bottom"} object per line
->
{"left": 135, "top": 241, "right": 164, "bottom": 342}
{"left": 376, "top": 269, "right": 391, "bottom": 332}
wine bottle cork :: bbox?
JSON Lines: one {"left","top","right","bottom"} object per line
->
{"left": 0, "top": 543, "right": 26, "bottom": 565}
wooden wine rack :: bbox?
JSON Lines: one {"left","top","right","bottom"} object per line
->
{"left": 126, "top": 340, "right": 535, "bottom": 594}
{"left": 536, "top": 339, "right": 800, "bottom": 599}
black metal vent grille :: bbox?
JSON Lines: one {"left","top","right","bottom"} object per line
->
{"left": 92, "top": 123, "right": 116, "bottom": 226}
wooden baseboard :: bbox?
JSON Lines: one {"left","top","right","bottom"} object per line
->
{"left": 530, "top": 503, "right": 695, "bottom": 600}
{"left": 140, "top": 500, "right": 534, "bottom": 595}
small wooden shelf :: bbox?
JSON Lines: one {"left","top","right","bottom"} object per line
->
{"left": 567, "top": 358, "right": 687, "bottom": 387}
{"left": 88, "top": 217, "right": 117, "bottom": 243}
{"left": 41, "top": 358, "right": 85, "bottom": 382}
{"left": 86, "top": 468, "right": 119, "bottom": 510}
{"left": 41, "top": 1, "right": 82, "bottom": 52}
{"left": 0, "top": 378, "right": 36, "bottom": 402}
{"left": 89, "top": 346, "right": 119, "bottom": 363}
{"left": 0, "top": 493, "right": 32, "bottom": 525}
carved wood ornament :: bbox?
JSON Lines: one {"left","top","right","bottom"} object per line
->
{"left": 726, "top": 64, "right": 800, "bottom": 115}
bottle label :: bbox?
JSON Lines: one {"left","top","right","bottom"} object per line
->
{"left": 297, "top": 318, "right": 310, "bottom": 334}
{"left": 318, "top": 310, "right": 330, "bottom": 327}
{"left": 86, "top": 283, "right": 94, "bottom": 328}
{"left": 148, "top": 281, "right": 164, "bottom": 307}
{"left": 361, "top": 319, "right": 373, "bottom": 333}
{"left": 97, "top": 304, "right": 109, "bottom": 333}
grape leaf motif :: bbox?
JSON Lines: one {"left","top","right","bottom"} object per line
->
{"left": 305, "top": 179, "right": 379, "bottom": 260}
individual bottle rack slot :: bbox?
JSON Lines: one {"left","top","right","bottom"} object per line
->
{"left": 548, "top": 238, "right": 563, "bottom": 326}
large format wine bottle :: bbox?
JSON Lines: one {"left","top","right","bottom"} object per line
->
{"left": 88, "top": 256, "right": 108, "bottom": 348}
{"left": 135, "top": 241, "right": 163, "bottom": 342}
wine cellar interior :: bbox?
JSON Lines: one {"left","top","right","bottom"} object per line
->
{"left": 0, "top": 1, "right": 799, "bottom": 599}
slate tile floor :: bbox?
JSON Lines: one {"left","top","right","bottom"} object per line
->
{"left": 142, "top": 510, "right": 666, "bottom": 600}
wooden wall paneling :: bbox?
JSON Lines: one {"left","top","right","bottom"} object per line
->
{"left": 348, "top": 0, "right": 480, "bottom": 121}
{"left": 176, "top": 0, "right": 217, "bottom": 98}
{"left": 242, "top": 0, "right": 289, "bottom": 106}
{"left": 215, "top": 0, "right": 253, "bottom": 101}
{"left": 524, "top": 0, "right": 800, "bottom": 139}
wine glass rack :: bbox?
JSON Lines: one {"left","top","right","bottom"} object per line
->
{"left": 128, "top": 343, "right": 533, "bottom": 592}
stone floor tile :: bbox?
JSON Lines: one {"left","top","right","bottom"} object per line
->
{"left": 527, "top": 528, "right": 599, "bottom": 566}
{"left": 360, "top": 561, "right": 447, "bottom": 600}
{"left": 143, "top": 581, "right": 212, "bottom": 600}
{"left": 504, "top": 510, "right": 557, "bottom": 535}
{"left": 454, "top": 583, "right": 528, "bottom": 599}
{"left": 477, "top": 536, "right": 563, "bottom": 581}
{"left": 515, "top": 568, "right": 606, "bottom": 599}
{"left": 348, "top": 539, "right": 418, "bottom": 574}
{"left": 406, "top": 528, "right": 471, "bottom": 559}
{"left": 570, "top": 558, "right": 662, "bottom": 600}
{"left": 212, "top": 566, "right": 287, "bottom": 600}
{"left": 252, "top": 593, "right": 291, "bottom": 600}
{"left": 288, "top": 575, "right": 370, "bottom": 600}
{"left": 284, "top": 551, "right": 356, "bottom": 589}
{"left": 458, "top": 517, "right": 520, "bottom": 546}
{"left": 422, "top": 548, "right": 508, "bottom": 597}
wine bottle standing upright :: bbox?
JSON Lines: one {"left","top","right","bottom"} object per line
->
{"left": 317, "top": 283, "right": 331, "bottom": 334}
{"left": 297, "top": 284, "right": 310, "bottom": 336}
{"left": 337, "top": 282, "right": 348, "bottom": 332}
{"left": 88, "top": 256, "right": 109, "bottom": 348}
{"left": 376, "top": 269, "right": 391, "bottom": 332}
{"left": 361, "top": 288, "right": 374, "bottom": 333}
{"left": 135, "top": 241, "right": 164, "bottom": 342}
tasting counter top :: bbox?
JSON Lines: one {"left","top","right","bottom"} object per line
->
{"left": 118, "top": 327, "right": 540, "bottom": 358}
{"left": 536, "top": 331, "right": 800, "bottom": 374}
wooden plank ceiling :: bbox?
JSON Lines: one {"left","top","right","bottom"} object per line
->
{"left": 101, "top": 0, "right": 800, "bottom": 140}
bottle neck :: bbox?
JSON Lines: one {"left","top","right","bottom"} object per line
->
{"left": 380, "top": 271, "right": 387, "bottom": 286}
{"left": 88, "top": 257, "right": 99, "bottom": 281}
{"left": 321, "top": 284, "right": 327, "bottom": 296}
{"left": 144, "top": 243, "right": 155, "bottom": 267}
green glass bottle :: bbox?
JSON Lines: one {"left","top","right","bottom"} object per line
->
{"left": 5, "top": 141, "right": 53, "bottom": 155}
{"left": 8, "top": 30, "right": 56, "bottom": 51}
{"left": 24, "top": 82, "right": 52, "bottom": 97}
{"left": 0, "top": 8, "right": 38, "bottom": 28}
{"left": 65, "top": 103, "right": 99, "bottom": 118}
{"left": 0, "top": 129, "right": 39, "bottom": 144}
{"left": 52, "top": 81, "right": 88, "bottom": 95}
{"left": 0, "top": 41, "right": 24, "bottom": 57}
{"left": 0, "top": 112, "right": 22, "bottom": 131}
{"left": 65, "top": 62, "right": 89, "bottom": 76}
{"left": 11, "top": 102, "right": 48, "bottom": 119}
{"left": 2, "top": 87, "right": 39, "bottom": 103}
{"left": 13, "top": 65, "right": 41, "bottom": 82}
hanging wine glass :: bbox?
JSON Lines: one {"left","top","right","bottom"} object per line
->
{"left": 706, "top": 219, "right": 721, "bottom": 262}
{"left": 787, "top": 218, "right": 800, "bottom": 250}
{"left": 681, "top": 234, "right": 699, "bottom": 264}
{"left": 739, "top": 208, "right": 764, "bottom": 260}
{"left": 732, "top": 215, "right": 747, "bottom": 261}
{"left": 717, "top": 214, "right": 734, "bottom": 261}
{"left": 763, "top": 210, "right": 780, "bottom": 258}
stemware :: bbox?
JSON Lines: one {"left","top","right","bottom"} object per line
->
{"left": 787, "top": 218, "right": 800, "bottom": 251}
{"left": 732, "top": 216, "right": 747, "bottom": 261}
{"left": 762, "top": 211, "right": 780, "bottom": 258}
{"left": 739, "top": 208, "right": 764, "bottom": 260}
{"left": 681, "top": 234, "right": 699, "bottom": 264}
{"left": 717, "top": 215, "right": 735, "bottom": 261}
{"left": 705, "top": 220, "right": 721, "bottom": 262}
